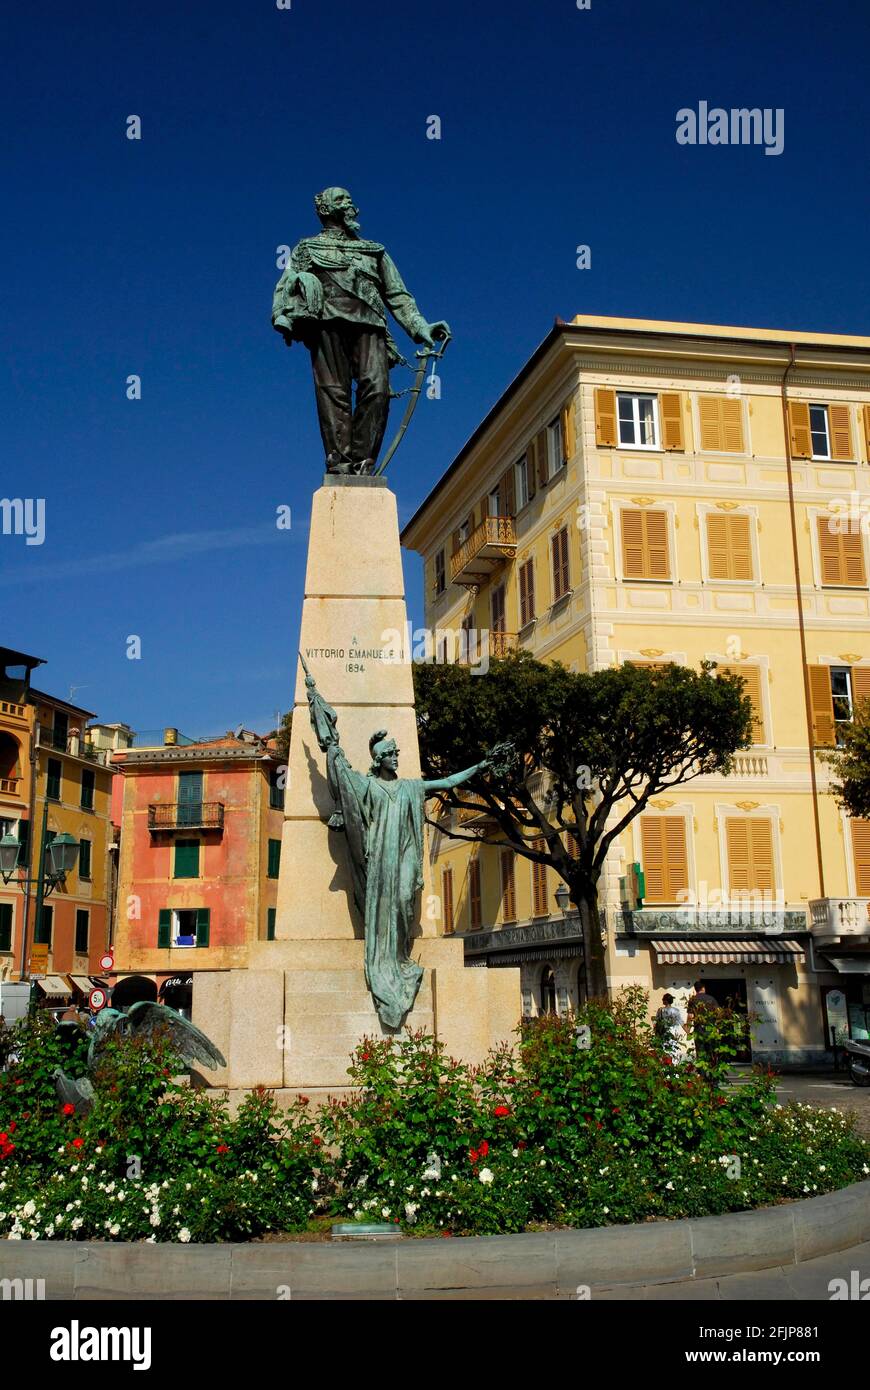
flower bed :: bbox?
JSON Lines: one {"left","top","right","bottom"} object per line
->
{"left": 1, "top": 991, "right": 867, "bottom": 1241}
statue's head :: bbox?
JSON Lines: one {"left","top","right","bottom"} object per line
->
{"left": 369, "top": 729, "right": 399, "bottom": 775}
{"left": 314, "top": 187, "right": 360, "bottom": 233}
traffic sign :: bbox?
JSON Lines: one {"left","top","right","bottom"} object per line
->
{"left": 99, "top": 952, "right": 114, "bottom": 972}
{"left": 89, "top": 987, "right": 108, "bottom": 1012}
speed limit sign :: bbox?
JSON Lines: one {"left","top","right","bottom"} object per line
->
{"left": 99, "top": 952, "right": 114, "bottom": 972}
{"left": 89, "top": 987, "right": 108, "bottom": 1012}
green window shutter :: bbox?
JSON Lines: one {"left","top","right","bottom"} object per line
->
{"left": 174, "top": 839, "right": 200, "bottom": 878}
{"left": 74, "top": 909, "right": 89, "bottom": 954}
{"left": 158, "top": 909, "right": 171, "bottom": 948}
{"left": 267, "top": 907, "right": 276, "bottom": 941}
{"left": 81, "top": 768, "right": 95, "bottom": 810}
{"left": 17, "top": 819, "right": 30, "bottom": 868}
{"left": 35, "top": 904, "right": 53, "bottom": 946}
{"left": 268, "top": 838, "right": 281, "bottom": 878}
{"left": 78, "top": 839, "right": 92, "bottom": 880}
{"left": 195, "top": 908, "right": 210, "bottom": 947}
{"left": 0, "top": 903, "right": 12, "bottom": 952}
{"left": 269, "top": 768, "right": 285, "bottom": 810}
{"left": 46, "top": 758, "right": 61, "bottom": 800}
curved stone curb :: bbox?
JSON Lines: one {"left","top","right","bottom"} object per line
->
{"left": 2, "top": 1179, "right": 869, "bottom": 1300}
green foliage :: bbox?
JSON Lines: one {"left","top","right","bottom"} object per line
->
{"left": 822, "top": 695, "right": 870, "bottom": 819}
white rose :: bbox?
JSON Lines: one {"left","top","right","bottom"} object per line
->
{"left": 478, "top": 1168, "right": 494, "bottom": 1185}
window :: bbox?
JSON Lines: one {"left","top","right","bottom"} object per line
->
{"left": 0, "top": 903, "right": 12, "bottom": 952}
{"left": 515, "top": 456, "right": 530, "bottom": 509}
{"left": 269, "top": 767, "right": 285, "bottom": 810}
{"left": 725, "top": 818, "right": 775, "bottom": 896}
{"left": 717, "top": 665, "right": 765, "bottom": 744}
{"left": 531, "top": 838, "right": 549, "bottom": 916}
{"left": 617, "top": 393, "right": 659, "bottom": 449}
{"left": 551, "top": 527, "right": 570, "bottom": 602}
{"left": 17, "top": 818, "right": 30, "bottom": 869}
{"left": 267, "top": 907, "right": 276, "bottom": 941}
{"left": 490, "top": 583, "right": 506, "bottom": 634}
{"left": 546, "top": 417, "right": 564, "bottom": 477}
{"left": 540, "top": 967, "right": 557, "bottom": 1015}
{"left": 500, "top": 850, "right": 516, "bottom": 923}
{"left": 177, "top": 771, "right": 203, "bottom": 826}
{"left": 519, "top": 559, "right": 536, "bottom": 627}
{"left": 789, "top": 401, "right": 854, "bottom": 461}
{"left": 457, "top": 519, "right": 470, "bottom": 547}
{"left": 706, "top": 513, "right": 754, "bottom": 581}
{"left": 698, "top": 395, "right": 745, "bottom": 453}
{"left": 52, "top": 711, "right": 68, "bottom": 751}
{"left": 74, "top": 909, "right": 89, "bottom": 954}
{"left": 434, "top": 549, "right": 445, "bottom": 595}
{"left": 469, "top": 857, "right": 482, "bottom": 930}
{"left": 46, "top": 758, "right": 61, "bottom": 801}
{"left": 488, "top": 487, "right": 501, "bottom": 518}
{"left": 35, "top": 902, "right": 53, "bottom": 946}
{"left": 807, "top": 665, "right": 870, "bottom": 746}
{"left": 80, "top": 767, "right": 95, "bottom": 811}
{"left": 158, "top": 907, "right": 210, "bottom": 948}
{"left": 267, "top": 838, "right": 281, "bottom": 878}
{"left": 640, "top": 816, "right": 689, "bottom": 904}
{"left": 817, "top": 518, "right": 866, "bottom": 587}
{"left": 850, "top": 820, "right": 870, "bottom": 896}
{"left": 621, "top": 509, "right": 670, "bottom": 580}
{"left": 441, "top": 867, "right": 454, "bottom": 934}
{"left": 174, "top": 839, "right": 200, "bottom": 879}
{"left": 78, "top": 838, "right": 92, "bottom": 881}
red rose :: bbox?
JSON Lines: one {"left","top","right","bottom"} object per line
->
{"left": 22, "top": 1113, "right": 29, "bottom": 1121}
{"left": 532, "top": 1090, "right": 541, "bottom": 1098}
{"left": 612, "top": 1107, "right": 620, "bottom": 1115}
{"left": 493, "top": 1105, "right": 510, "bottom": 1117}
{"left": 72, "top": 1137, "right": 84, "bottom": 1149}
{"left": 312, "top": 1137, "right": 323, "bottom": 1147}
{"left": 360, "top": 1052, "right": 370, "bottom": 1061}
{"left": 517, "top": 1140, "right": 527, "bottom": 1151}
{"left": 478, "top": 1140, "right": 489, "bottom": 1158}
{"left": 8, "top": 1123, "right": 15, "bottom": 1133}
{"left": 469, "top": 1148, "right": 479, "bottom": 1163}
{"left": 62, "top": 1103, "right": 75, "bottom": 1117}
{"left": 14, "top": 1078, "right": 23, "bottom": 1085}
{"left": 596, "top": 1121, "right": 603, "bottom": 1129}
{"left": 0, "top": 1133, "right": 6, "bottom": 1143}
{"left": 216, "top": 1143, "right": 229, "bottom": 1154}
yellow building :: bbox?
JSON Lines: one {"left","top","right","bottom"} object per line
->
{"left": 0, "top": 646, "right": 113, "bottom": 997}
{"left": 402, "top": 316, "right": 870, "bottom": 1066}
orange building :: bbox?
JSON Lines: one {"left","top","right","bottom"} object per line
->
{"left": 112, "top": 727, "right": 286, "bottom": 1012}
{"left": 0, "top": 645, "right": 114, "bottom": 996}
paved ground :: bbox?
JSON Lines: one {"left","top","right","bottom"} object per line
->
{"left": 774, "top": 1070, "right": 870, "bottom": 1137}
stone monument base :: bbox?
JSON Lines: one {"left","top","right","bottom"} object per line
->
{"left": 192, "top": 938, "right": 519, "bottom": 1095}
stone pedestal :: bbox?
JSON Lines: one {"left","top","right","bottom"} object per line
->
{"left": 193, "top": 478, "right": 520, "bottom": 1093}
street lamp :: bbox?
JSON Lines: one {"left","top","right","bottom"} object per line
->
{"left": 0, "top": 833, "right": 21, "bottom": 881}
{"left": 1, "top": 829, "right": 79, "bottom": 891}
{"left": 555, "top": 881, "right": 571, "bottom": 915}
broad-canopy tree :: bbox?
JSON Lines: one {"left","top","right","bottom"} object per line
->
{"left": 822, "top": 695, "right": 870, "bottom": 820}
{"left": 414, "top": 651, "right": 753, "bottom": 998}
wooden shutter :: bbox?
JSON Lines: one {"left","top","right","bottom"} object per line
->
{"left": 526, "top": 439, "right": 537, "bottom": 499}
{"left": 519, "top": 559, "right": 535, "bottom": 626}
{"left": 268, "top": 838, "right": 281, "bottom": 877}
{"left": 561, "top": 397, "right": 577, "bottom": 460}
{"left": 491, "top": 583, "right": 506, "bottom": 633}
{"left": 267, "top": 907, "right": 276, "bottom": 941}
{"left": 828, "top": 405, "right": 853, "bottom": 461}
{"left": 850, "top": 820, "right": 870, "bottom": 896}
{"left": 851, "top": 667, "right": 870, "bottom": 713}
{"left": 469, "top": 857, "right": 482, "bottom": 929}
{"left": 788, "top": 401, "right": 812, "bottom": 458}
{"left": 623, "top": 509, "right": 669, "bottom": 579}
{"left": 536, "top": 429, "right": 549, "bottom": 488}
{"left": 195, "top": 907, "right": 210, "bottom": 947}
{"left": 441, "top": 867, "right": 454, "bottom": 934}
{"left": 719, "top": 665, "right": 764, "bottom": 743}
{"left": 807, "top": 665, "right": 835, "bottom": 746}
{"left": 698, "top": 396, "right": 744, "bottom": 452}
{"left": 660, "top": 392, "right": 684, "bottom": 450}
{"left": 500, "top": 850, "right": 516, "bottom": 922}
{"left": 551, "top": 527, "right": 570, "bottom": 600}
{"left": 864, "top": 405, "right": 870, "bottom": 461}
{"left": 174, "top": 839, "right": 199, "bottom": 879}
{"left": 531, "top": 837, "right": 549, "bottom": 916}
{"left": 640, "top": 816, "right": 688, "bottom": 903}
{"left": 726, "top": 818, "right": 774, "bottom": 895}
{"left": 566, "top": 829, "right": 581, "bottom": 860}
{"left": 594, "top": 388, "right": 618, "bottom": 447}
{"left": 817, "top": 518, "right": 867, "bottom": 586}
{"left": 706, "top": 513, "right": 753, "bottom": 581}
{"left": 158, "top": 909, "right": 171, "bottom": 948}
{"left": 500, "top": 466, "right": 515, "bottom": 517}
{"left": 451, "top": 528, "right": 461, "bottom": 556}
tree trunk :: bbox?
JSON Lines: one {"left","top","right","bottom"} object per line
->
{"left": 577, "top": 892, "right": 608, "bottom": 1001}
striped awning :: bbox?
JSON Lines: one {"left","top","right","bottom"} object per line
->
{"left": 649, "top": 938, "right": 805, "bottom": 967}
{"left": 35, "top": 975, "right": 72, "bottom": 1000}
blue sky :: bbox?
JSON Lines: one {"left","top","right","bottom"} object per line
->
{"left": 1, "top": 0, "right": 868, "bottom": 735}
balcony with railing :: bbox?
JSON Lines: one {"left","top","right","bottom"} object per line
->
{"left": 809, "top": 898, "right": 870, "bottom": 942}
{"left": 450, "top": 516, "right": 517, "bottom": 590}
{"left": 147, "top": 802, "right": 225, "bottom": 832}
{"left": 0, "top": 775, "right": 23, "bottom": 802}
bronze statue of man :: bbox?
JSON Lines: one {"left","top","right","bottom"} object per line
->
{"left": 272, "top": 188, "right": 450, "bottom": 475}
